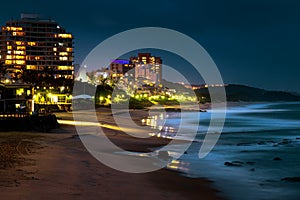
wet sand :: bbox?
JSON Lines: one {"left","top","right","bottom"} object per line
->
{"left": 0, "top": 108, "right": 223, "bottom": 200}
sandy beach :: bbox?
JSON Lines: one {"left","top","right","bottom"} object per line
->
{"left": 0, "top": 107, "right": 223, "bottom": 200}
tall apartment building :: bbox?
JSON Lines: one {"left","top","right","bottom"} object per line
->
{"left": 0, "top": 13, "right": 74, "bottom": 88}
{"left": 130, "top": 53, "right": 162, "bottom": 85}
{"left": 109, "top": 59, "right": 134, "bottom": 80}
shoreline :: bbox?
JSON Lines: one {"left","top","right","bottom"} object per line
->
{"left": 0, "top": 107, "right": 224, "bottom": 200}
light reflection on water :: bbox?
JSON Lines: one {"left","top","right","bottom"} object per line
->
{"left": 140, "top": 103, "right": 300, "bottom": 200}
{"left": 166, "top": 159, "right": 190, "bottom": 172}
{"left": 141, "top": 112, "right": 177, "bottom": 138}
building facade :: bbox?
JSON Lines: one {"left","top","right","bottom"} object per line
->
{"left": 130, "top": 53, "right": 162, "bottom": 85}
{"left": 108, "top": 59, "right": 135, "bottom": 87}
{"left": 109, "top": 59, "right": 134, "bottom": 80}
{"left": 0, "top": 13, "right": 74, "bottom": 88}
{"left": 0, "top": 82, "right": 34, "bottom": 113}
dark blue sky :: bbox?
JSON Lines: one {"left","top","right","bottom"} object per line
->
{"left": 1, "top": 0, "right": 300, "bottom": 92}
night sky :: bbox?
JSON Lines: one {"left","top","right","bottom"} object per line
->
{"left": 1, "top": 0, "right": 299, "bottom": 92}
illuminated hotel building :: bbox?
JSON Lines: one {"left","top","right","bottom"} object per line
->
{"left": 130, "top": 53, "right": 162, "bottom": 85}
{"left": 109, "top": 59, "right": 134, "bottom": 80}
{"left": 0, "top": 13, "right": 74, "bottom": 87}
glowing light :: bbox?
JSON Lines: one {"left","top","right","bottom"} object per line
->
{"left": 27, "top": 42, "right": 36, "bottom": 46}
{"left": 57, "top": 33, "right": 72, "bottom": 38}
{"left": 5, "top": 26, "right": 23, "bottom": 31}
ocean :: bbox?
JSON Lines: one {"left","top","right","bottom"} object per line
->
{"left": 150, "top": 102, "right": 300, "bottom": 200}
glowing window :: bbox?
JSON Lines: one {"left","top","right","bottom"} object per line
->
{"left": 57, "top": 34, "right": 72, "bottom": 38}
{"left": 16, "top": 88, "right": 24, "bottom": 96}
{"left": 13, "top": 32, "right": 25, "bottom": 36}
{"left": 7, "top": 46, "right": 12, "bottom": 50}
{"left": 26, "top": 65, "right": 38, "bottom": 70}
{"left": 17, "top": 46, "right": 26, "bottom": 50}
{"left": 16, "top": 41, "right": 25, "bottom": 45}
{"left": 16, "top": 60, "right": 25, "bottom": 65}
{"left": 6, "top": 26, "right": 23, "bottom": 31}
{"left": 14, "top": 51, "right": 25, "bottom": 55}
{"left": 16, "top": 55, "right": 25, "bottom": 59}
{"left": 5, "top": 60, "right": 12, "bottom": 64}
{"left": 66, "top": 48, "right": 73, "bottom": 52}
{"left": 57, "top": 66, "right": 73, "bottom": 70}
{"left": 27, "top": 42, "right": 37, "bottom": 46}
{"left": 59, "top": 57, "right": 68, "bottom": 61}
{"left": 59, "top": 52, "right": 68, "bottom": 56}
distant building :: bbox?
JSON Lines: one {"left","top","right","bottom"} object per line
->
{"left": 109, "top": 59, "right": 134, "bottom": 80}
{"left": 0, "top": 13, "right": 74, "bottom": 88}
{"left": 0, "top": 82, "right": 34, "bottom": 113}
{"left": 130, "top": 53, "right": 162, "bottom": 85}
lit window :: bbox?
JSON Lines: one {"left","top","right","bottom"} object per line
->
{"left": 7, "top": 46, "right": 12, "bottom": 50}
{"left": 26, "top": 65, "right": 38, "bottom": 70}
{"left": 16, "top": 55, "right": 25, "bottom": 59}
{"left": 27, "top": 42, "right": 37, "bottom": 46}
{"left": 16, "top": 60, "right": 25, "bottom": 65}
{"left": 5, "top": 60, "right": 12, "bottom": 64}
{"left": 14, "top": 50, "right": 25, "bottom": 55}
{"left": 16, "top": 41, "right": 25, "bottom": 45}
{"left": 12, "top": 32, "right": 25, "bottom": 36}
{"left": 6, "top": 26, "right": 23, "bottom": 31}
{"left": 57, "top": 33, "right": 72, "bottom": 38}
{"left": 53, "top": 47, "right": 57, "bottom": 51}
{"left": 57, "top": 66, "right": 73, "bottom": 70}
{"left": 16, "top": 88, "right": 24, "bottom": 96}
{"left": 66, "top": 48, "right": 73, "bottom": 52}
{"left": 59, "top": 57, "right": 68, "bottom": 61}
{"left": 59, "top": 52, "right": 68, "bottom": 56}
{"left": 17, "top": 46, "right": 26, "bottom": 50}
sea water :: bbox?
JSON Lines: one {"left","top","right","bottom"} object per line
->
{"left": 156, "top": 102, "right": 300, "bottom": 200}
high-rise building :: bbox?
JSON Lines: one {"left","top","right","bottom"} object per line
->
{"left": 130, "top": 53, "right": 162, "bottom": 85}
{"left": 0, "top": 13, "right": 74, "bottom": 88}
{"left": 109, "top": 59, "right": 134, "bottom": 81}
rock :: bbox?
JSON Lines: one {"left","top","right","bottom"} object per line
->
{"left": 224, "top": 161, "right": 242, "bottom": 167}
{"left": 240, "top": 150, "right": 249, "bottom": 153}
{"left": 273, "top": 157, "right": 282, "bottom": 161}
{"left": 232, "top": 161, "right": 244, "bottom": 164}
{"left": 278, "top": 141, "right": 291, "bottom": 145}
{"left": 257, "top": 141, "right": 266, "bottom": 145}
{"left": 158, "top": 151, "right": 171, "bottom": 160}
{"left": 250, "top": 168, "right": 255, "bottom": 172}
{"left": 237, "top": 143, "right": 252, "bottom": 146}
{"left": 281, "top": 177, "right": 300, "bottom": 182}
{"left": 71, "top": 135, "right": 80, "bottom": 139}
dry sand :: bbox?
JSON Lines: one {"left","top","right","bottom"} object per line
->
{"left": 0, "top": 108, "right": 223, "bottom": 200}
